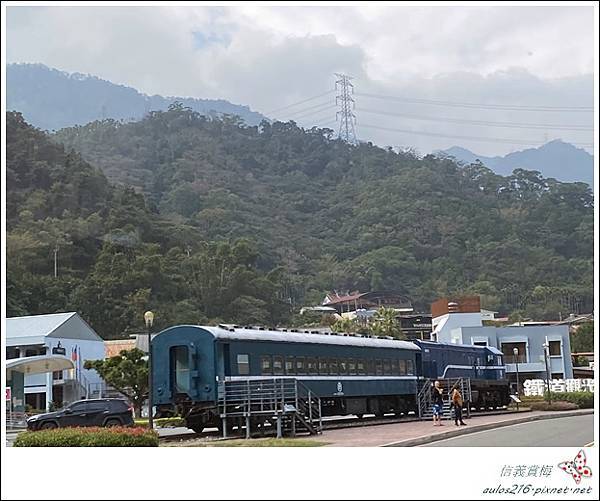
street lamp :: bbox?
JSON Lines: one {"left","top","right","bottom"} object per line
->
{"left": 513, "top": 347, "right": 520, "bottom": 396}
{"left": 542, "top": 342, "right": 551, "bottom": 405}
{"left": 144, "top": 311, "right": 154, "bottom": 430}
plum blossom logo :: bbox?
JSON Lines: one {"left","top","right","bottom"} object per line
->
{"left": 558, "top": 450, "right": 592, "bottom": 484}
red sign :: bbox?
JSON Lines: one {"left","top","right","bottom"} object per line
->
{"left": 6, "top": 387, "right": 11, "bottom": 401}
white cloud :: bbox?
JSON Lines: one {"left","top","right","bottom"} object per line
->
{"left": 5, "top": 4, "right": 595, "bottom": 156}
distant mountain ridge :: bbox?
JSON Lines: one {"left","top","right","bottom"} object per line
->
{"left": 7, "top": 63, "right": 266, "bottom": 131}
{"left": 436, "top": 140, "right": 594, "bottom": 187}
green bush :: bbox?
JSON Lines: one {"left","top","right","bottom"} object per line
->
{"left": 548, "top": 391, "right": 593, "bottom": 409}
{"left": 134, "top": 417, "right": 185, "bottom": 428}
{"left": 529, "top": 401, "right": 578, "bottom": 412}
{"left": 14, "top": 426, "right": 158, "bottom": 447}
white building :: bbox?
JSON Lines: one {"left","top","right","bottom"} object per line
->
{"left": 6, "top": 312, "right": 105, "bottom": 411}
{"left": 431, "top": 297, "right": 574, "bottom": 387}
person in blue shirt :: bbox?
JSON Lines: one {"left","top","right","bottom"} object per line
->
{"left": 431, "top": 380, "right": 444, "bottom": 426}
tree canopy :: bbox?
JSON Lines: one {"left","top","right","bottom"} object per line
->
{"left": 83, "top": 348, "right": 148, "bottom": 417}
{"left": 6, "top": 109, "right": 594, "bottom": 338}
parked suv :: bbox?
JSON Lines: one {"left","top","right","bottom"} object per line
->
{"left": 26, "top": 398, "right": 134, "bottom": 431}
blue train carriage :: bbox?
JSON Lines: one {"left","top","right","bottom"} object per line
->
{"left": 152, "top": 325, "right": 422, "bottom": 432}
{"left": 414, "top": 340, "right": 510, "bottom": 409}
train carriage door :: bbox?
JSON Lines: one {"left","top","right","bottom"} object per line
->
{"left": 170, "top": 345, "right": 191, "bottom": 397}
{"left": 414, "top": 352, "right": 422, "bottom": 377}
{"left": 223, "top": 344, "right": 231, "bottom": 377}
{"left": 215, "top": 343, "right": 231, "bottom": 379}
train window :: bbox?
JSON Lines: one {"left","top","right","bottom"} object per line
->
{"left": 383, "top": 359, "right": 392, "bottom": 375}
{"left": 237, "top": 354, "right": 250, "bottom": 375}
{"left": 296, "top": 357, "right": 306, "bottom": 375}
{"left": 375, "top": 359, "right": 383, "bottom": 376}
{"left": 406, "top": 360, "right": 414, "bottom": 375}
{"left": 391, "top": 359, "right": 399, "bottom": 375}
{"left": 398, "top": 360, "right": 406, "bottom": 375}
{"left": 348, "top": 358, "right": 356, "bottom": 375}
{"left": 339, "top": 359, "right": 348, "bottom": 375}
{"left": 273, "top": 356, "right": 284, "bottom": 375}
{"left": 357, "top": 359, "right": 366, "bottom": 375}
{"left": 261, "top": 355, "right": 272, "bottom": 375}
{"left": 285, "top": 357, "right": 294, "bottom": 375}
{"left": 329, "top": 358, "right": 339, "bottom": 375}
{"left": 307, "top": 357, "right": 317, "bottom": 375}
{"left": 367, "top": 359, "right": 375, "bottom": 375}
{"left": 318, "top": 358, "right": 328, "bottom": 375}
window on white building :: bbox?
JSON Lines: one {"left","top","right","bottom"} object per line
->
{"left": 501, "top": 342, "right": 527, "bottom": 363}
{"left": 548, "top": 340, "right": 561, "bottom": 356}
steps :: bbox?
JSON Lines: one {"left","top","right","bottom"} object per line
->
{"left": 217, "top": 378, "right": 323, "bottom": 438}
{"left": 417, "top": 378, "right": 472, "bottom": 421}
{"left": 421, "top": 401, "right": 454, "bottom": 420}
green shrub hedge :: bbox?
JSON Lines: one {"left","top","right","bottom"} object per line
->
{"left": 14, "top": 426, "right": 158, "bottom": 447}
{"left": 529, "top": 401, "right": 579, "bottom": 412}
{"left": 547, "top": 391, "right": 593, "bottom": 409}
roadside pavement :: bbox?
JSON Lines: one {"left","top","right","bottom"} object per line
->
{"left": 303, "top": 409, "right": 594, "bottom": 447}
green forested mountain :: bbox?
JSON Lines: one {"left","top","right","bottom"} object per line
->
{"left": 6, "top": 107, "right": 594, "bottom": 338}
{"left": 7, "top": 111, "right": 293, "bottom": 338}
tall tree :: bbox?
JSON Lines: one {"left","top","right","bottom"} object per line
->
{"left": 84, "top": 349, "right": 148, "bottom": 418}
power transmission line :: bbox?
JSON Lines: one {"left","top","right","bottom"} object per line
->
{"left": 265, "top": 90, "right": 336, "bottom": 115}
{"left": 355, "top": 91, "right": 593, "bottom": 112}
{"left": 283, "top": 100, "right": 334, "bottom": 118}
{"left": 284, "top": 104, "right": 337, "bottom": 121}
{"left": 359, "top": 122, "right": 594, "bottom": 148}
{"left": 357, "top": 107, "right": 593, "bottom": 131}
{"left": 335, "top": 73, "right": 358, "bottom": 144}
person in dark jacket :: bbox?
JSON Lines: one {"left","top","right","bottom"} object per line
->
{"left": 431, "top": 380, "right": 444, "bottom": 426}
{"left": 451, "top": 388, "right": 467, "bottom": 426}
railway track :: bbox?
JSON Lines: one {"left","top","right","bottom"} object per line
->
{"left": 159, "top": 407, "right": 523, "bottom": 443}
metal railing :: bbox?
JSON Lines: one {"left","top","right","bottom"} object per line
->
{"left": 6, "top": 411, "right": 27, "bottom": 430}
{"left": 217, "top": 378, "right": 322, "bottom": 438}
{"left": 417, "top": 377, "right": 472, "bottom": 420}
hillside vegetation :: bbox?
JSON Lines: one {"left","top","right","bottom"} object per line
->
{"left": 6, "top": 107, "right": 593, "bottom": 337}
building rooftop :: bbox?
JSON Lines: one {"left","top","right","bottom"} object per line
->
{"left": 6, "top": 312, "right": 78, "bottom": 339}
{"left": 6, "top": 312, "right": 102, "bottom": 344}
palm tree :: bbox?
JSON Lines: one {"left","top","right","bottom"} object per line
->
{"left": 332, "top": 316, "right": 358, "bottom": 333}
{"left": 371, "top": 307, "right": 405, "bottom": 339}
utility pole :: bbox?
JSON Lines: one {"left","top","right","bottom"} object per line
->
{"left": 335, "top": 73, "right": 358, "bottom": 145}
{"left": 53, "top": 244, "right": 58, "bottom": 278}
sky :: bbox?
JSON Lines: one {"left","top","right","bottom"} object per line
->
{"left": 5, "top": 3, "right": 596, "bottom": 156}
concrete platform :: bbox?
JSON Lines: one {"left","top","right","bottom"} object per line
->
{"left": 304, "top": 409, "right": 594, "bottom": 447}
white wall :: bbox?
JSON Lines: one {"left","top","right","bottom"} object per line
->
{"left": 432, "top": 312, "right": 483, "bottom": 342}
{"left": 44, "top": 337, "right": 105, "bottom": 385}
